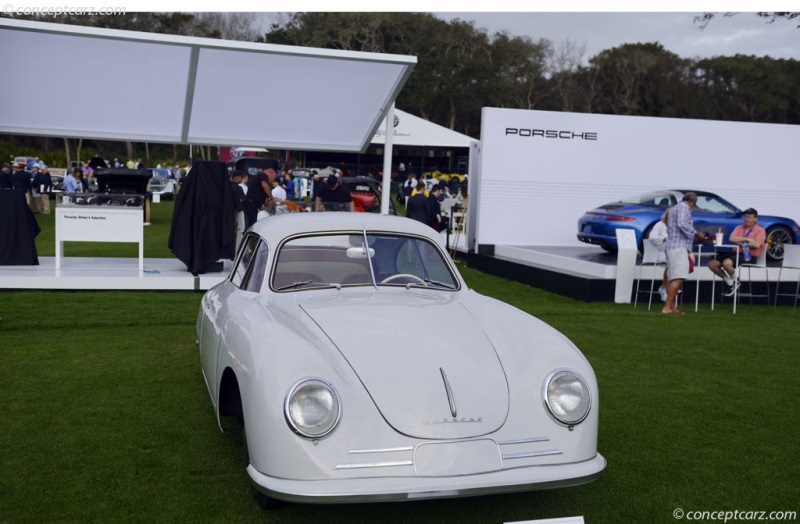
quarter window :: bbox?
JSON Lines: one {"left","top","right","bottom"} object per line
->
{"left": 231, "top": 235, "right": 269, "bottom": 292}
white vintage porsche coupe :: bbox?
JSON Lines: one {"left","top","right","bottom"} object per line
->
{"left": 196, "top": 212, "right": 605, "bottom": 509}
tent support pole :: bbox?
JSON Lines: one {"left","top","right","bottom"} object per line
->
{"left": 380, "top": 103, "right": 395, "bottom": 215}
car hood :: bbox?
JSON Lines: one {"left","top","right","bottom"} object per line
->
{"left": 299, "top": 292, "right": 509, "bottom": 439}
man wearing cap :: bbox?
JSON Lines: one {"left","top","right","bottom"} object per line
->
{"left": 0, "top": 163, "right": 12, "bottom": 189}
{"left": 315, "top": 174, "right": 354, "bottom": 212}
{"left": 662, "top": 192, "right": 707, "bottom": 314}
{"left": 707, "top": 208, "right": 766, "bottom": 296}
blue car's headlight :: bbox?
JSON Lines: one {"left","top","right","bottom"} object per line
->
{"left": 543, "top": 369, "right": 591, "bottom": 426}
{"left": 284, "top": 378, "right": 341, "bottom": 438}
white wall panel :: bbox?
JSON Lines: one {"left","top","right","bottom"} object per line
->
{"left": 477, "top": 108, "right": 800, "bottom": 247}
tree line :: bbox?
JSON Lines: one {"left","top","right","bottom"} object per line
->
{"left": 3, "top": 11, "right": 798, "bottom": 163}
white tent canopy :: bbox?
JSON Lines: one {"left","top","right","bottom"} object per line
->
{"left": 372, "top": 109, "right": 475, "bottom": 148}
{"left": 0, "top": 18, "right": 416, "bottom": 153}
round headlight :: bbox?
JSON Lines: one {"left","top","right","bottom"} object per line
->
{"left": 284, "top": 378, "right": 341, "bottom": 438}
{"left": 543, "top": 369, "right": 591, "bottom": 426}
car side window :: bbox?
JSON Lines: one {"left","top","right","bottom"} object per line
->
{"left": 696, "top": 195, "right": 737, "bottom": 215}
{"left": 231, "top": 235, "right": 259, "bottom": 289}
{"left": 242, "top": 241, "right": 269, "bottom": 292}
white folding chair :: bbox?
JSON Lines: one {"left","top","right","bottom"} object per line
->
{"left": 773, "top": 244, "right": 800, "bottom": 312}
{"left": 735, "top": 245, "right": 770, "bottom": 306}
{"left": 634, "top": 241, "right": 664, "bottom": 310}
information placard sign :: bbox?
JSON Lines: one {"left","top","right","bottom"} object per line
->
{"left": 55, "top": 206, "right": 144, "bottom": 270}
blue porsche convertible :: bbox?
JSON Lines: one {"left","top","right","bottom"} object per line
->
{"left": 577, "top": 190, "right": 799, "bottom": 261}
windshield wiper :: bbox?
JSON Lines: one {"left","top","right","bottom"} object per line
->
{"left": 406, "top": 279, "right": 456, "bottom": 290}
{"left": 276, "top": 280, "right": 342, "bottom": 291}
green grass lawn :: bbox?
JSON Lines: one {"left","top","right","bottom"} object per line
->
{"left": 1, "top": 270, "right": 798, "bottom": 522}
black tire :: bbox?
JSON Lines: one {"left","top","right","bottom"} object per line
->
{"left": 243, "top": 425, "right": 286, "bottom": 510}
{"left": 766, "top": 225, "right": 794, "bottom": 262}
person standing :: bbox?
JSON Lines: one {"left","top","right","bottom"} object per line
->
{"left": 405, "top": 183, "right": 432, "bottom": 226}
{"left": 271, "top": 177, "right": 287, "bottom": 203}
{"left": 662, "top": 192, "right": 706, "bottom": 314}
{"left": 12, "top": 163, "right": 32, "bottom": 205}
{"left": 647, "top": 207, "right": 671, "bottom": 302}
{"left": 245, "top": 168, "right": 276, "bottom": 225}
{"left": 229, "top": 170, "right": 247, "bottom": 251}
{"left": 314, "top": 174, "right": 354, "bottom": 212}
{"left": 0, "top": 163, "right": 12, "bottom": 189}
{"left": 36, "top": 165, "right": 53, "bottom": 215}
{"left": 427, "top": 184, "right": 443, "bottom": 231}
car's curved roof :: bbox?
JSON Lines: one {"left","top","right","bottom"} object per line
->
{"left": 250, "top": 212, "right": 440, "bottom": 246}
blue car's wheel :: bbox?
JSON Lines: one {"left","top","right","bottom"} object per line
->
{"left": 766, "top": 226, "right": 793, "bottom": 261}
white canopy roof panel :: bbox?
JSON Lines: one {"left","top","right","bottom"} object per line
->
{"left": 0, "top": 18, "right": 416, "bottom": 153}
{"left": 372, "top": 109, "right": 475, "bottom": 148}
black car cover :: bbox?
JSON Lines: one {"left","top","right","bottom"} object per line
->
{"left": 168, "top": 161, "right": 235, "bottom": 274}
{"left": 0, "top": 190, "right": 40, "bottom": 265}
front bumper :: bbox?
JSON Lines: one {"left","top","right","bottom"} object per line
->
{"left": 248, "top": 453, "right": 606, "bottom": 504}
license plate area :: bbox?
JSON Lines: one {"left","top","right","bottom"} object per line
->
{"left": 414, "top": 439, "right": 501, "bottom": 476}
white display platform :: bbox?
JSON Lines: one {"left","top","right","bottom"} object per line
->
{"left": 56, "top": 206, "right": 144, "bottom": 271}
{"left": 0, "top": 257, "right": 231, "bottom": 291}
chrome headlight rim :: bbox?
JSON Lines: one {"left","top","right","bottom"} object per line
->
{"left": 284, "top": 377, "right": 341, "bottom": 439}
{"left": 542, "top": 368, "right": 592, "bottom": 426}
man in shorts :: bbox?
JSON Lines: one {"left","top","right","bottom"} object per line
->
{"left": 663, "top": 192, "right": 707, "bottom": 314}
{"left": 707, "top": 208, "right": 766, "bottom": 296}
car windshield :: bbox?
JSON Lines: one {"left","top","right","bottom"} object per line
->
{"left": 271, "top": 232, "right": 459, "bottom": 291}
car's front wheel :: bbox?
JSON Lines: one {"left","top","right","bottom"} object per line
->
{"left": 766, "top": 225, "right": 794, "bottom": 261}
{"left": 243, "top": 425, "right": 286, "bottom": 510}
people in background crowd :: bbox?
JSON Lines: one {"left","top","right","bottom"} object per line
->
{"left": 271, "top": 176, "right": 287, "bottom": 202}
{"left": 282, "top": 172, "right": 296, "bottom": 200}
{"left": 411, "top": 177, "right": 428, "bottom": 197}
{"left": 405, "top": 181, "right": 432, "bottom": 226}
{"left": 64, "top": 167, "right": 82, "bottom": 193}
{"left": 229, "top": 170, "right": 247, "bottom": 251}
{"left": 0, "top": 163, "right": 12, "bottom": 189}
{"left": 315, "top": 174, "right": 354, "bottom": 212}
{"left": 244, "top": 168, "right": 275, "bottom": 225}
{"left": 126, "top": 158, "right": 136, "bottom": 169}
{"left": 427, "top": 183, "right": 443, "bottom": 232}
{"left": 33, "top": 165, "right": 53, "bottom": 215}
{"left": 88, "top": 154, "right": 107, "bottom": 171}
{"left": 12, "top": 163, "right": 32, "bottom": 205}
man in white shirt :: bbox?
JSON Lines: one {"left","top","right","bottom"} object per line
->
{"left": 271, "top": 178, "right": 287, "bottom": 202}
